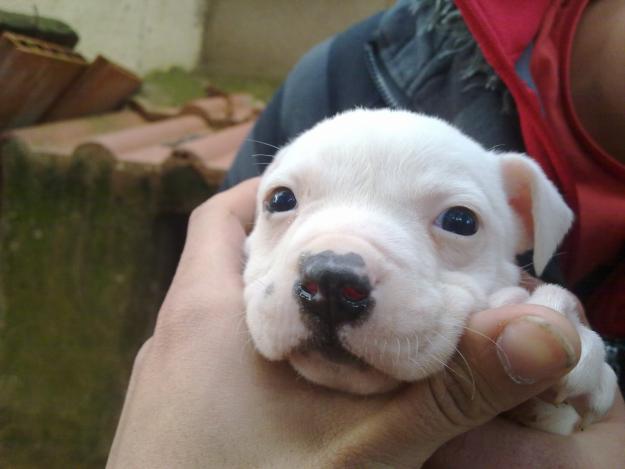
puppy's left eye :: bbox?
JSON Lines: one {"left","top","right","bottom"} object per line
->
{"left": 265, "top": 187, "right": 297, "bottom": 213}
{"left": 435, "top": 206, "right": 478, "bottom": 236}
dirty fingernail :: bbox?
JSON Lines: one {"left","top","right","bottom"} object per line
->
{"left": 496, "top": 315, "right": 577, "bottom": 385}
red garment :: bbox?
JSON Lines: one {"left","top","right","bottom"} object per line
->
{"left": 456, "top": 0, "right": 625, "bottom": 338}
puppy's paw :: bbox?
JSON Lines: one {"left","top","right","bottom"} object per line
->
{"left": 527, "top": 284, "right": 581, "bottom": 323}
{"left": 555, "top": 329, "right": 617, "bottom": 429}
{"left": 488, "top": 286, "right": 530, "bottom": 308}
{"left": 507, "top": 398, "right": 581, "bottom": 435}
{"left": 524, "top": 284, "right": 617, "bottom": 431}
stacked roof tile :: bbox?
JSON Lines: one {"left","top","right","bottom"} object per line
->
{"left": 0, "top": 31, "right": 141, "bottom": 130}
{"left": 2, "top": 94, "right": 261, "bottom": 189}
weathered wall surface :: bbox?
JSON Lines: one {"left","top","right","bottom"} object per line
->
{"left": 0, "top": 0, "right": 393, "bottom": 78}
{"left": 0, "top": 0, "right": 206, "bottom": 75}
{"left": 201, "top": 0, "right": 394, "bottom": 80}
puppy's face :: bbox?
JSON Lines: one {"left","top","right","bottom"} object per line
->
{"left": 244, "top": 110, "right": 572, "bottom": 394}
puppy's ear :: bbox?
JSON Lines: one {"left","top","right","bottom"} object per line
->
{"left": 499, "top": 153, "right": 574, "bottom": 276}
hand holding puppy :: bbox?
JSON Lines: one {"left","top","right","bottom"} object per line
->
{"left": 107, "top": 179, "right": 624, "bottom": 468}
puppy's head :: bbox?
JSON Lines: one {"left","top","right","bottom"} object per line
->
{"left": 244, "top": 109, "right": 572, "bottom": 394}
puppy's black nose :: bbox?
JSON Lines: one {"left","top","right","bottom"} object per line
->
{"left": 295, "top": 250, "right": 373, "bottom": 326}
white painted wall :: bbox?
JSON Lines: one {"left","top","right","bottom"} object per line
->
{"left": 202, "top": 0, "right": 395, "bottom": 80}
{"left": 0, "top": 0, "right": 206, "bottom": 75}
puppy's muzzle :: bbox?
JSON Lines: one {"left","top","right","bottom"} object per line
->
{"left": 294, "top": 250, "right": 374, "bottom": 328}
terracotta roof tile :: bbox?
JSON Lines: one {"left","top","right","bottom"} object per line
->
{"left": 0, "top": 32, "right": 88, "bottom": 129}
{"left": 173, "top": 121, "right": 253, "bottom": 184}
{"left": 181, "top": 96, "right": 230, "bottom": 126}
{"left": 228, "top": 93, "right": 262, "bottom": 124}
{"left": 129, "top": 96, "right": 181, "bottom": 121}
{"left": 115, "top": 144, "right": 174, "bottom": 171}
{"left": 2, "top": 110, "right": 145, "bottom": 155}
{"left": 3, "top": 85, "right": 262, "bottom": 187}
{"left": 73, "top": 115, "right": 209, "bottom": 163}
{"left": 43, "top": 55, "right": 142, "bottom": 122}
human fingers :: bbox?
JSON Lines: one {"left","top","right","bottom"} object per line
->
{"left": 425, "top": 387, "right": 625, "bottom": 468}
{"left": 174, "top": 177, "right": 259, "bottom": 286}
{"left": 156, "top": 178, "right": 259, "bottom": 321}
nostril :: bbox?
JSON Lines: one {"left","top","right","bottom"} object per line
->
{"left": 340, "top": 285, "right": 369, "bottom": 302}
{"left": 302, "top": 280, "right": 319, "bottom": 296}
{"left": 296, "top": 280, "right": 319, "bottom": 302}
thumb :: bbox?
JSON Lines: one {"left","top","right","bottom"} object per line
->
{"left": 446, "top": 304, "right": 580, "bottom": 420}
{"left": 362, "top": 304, "right": 581, "bottom": 466}
{"left": 432, "top": 304, "right": 580, "bottom": 446}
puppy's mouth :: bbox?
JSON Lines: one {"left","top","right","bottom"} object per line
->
{"left": 296, "top": 332, "right": 370, "bottom": 370}
{"left": 288, "top": 329, "right": 401, "bottom": 395}
{"left": 288, "top": 346, "right": 400, "bottom": 395}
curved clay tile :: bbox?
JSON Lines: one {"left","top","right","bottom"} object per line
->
{"left": 115, "top": 144, "right": 173, "bottom": 171}
{"left": 228, "top": 94, "right": 261, "bottom": 124}
{"left": 73, "top": 115, "right": 209, "bottom": 164}
{"left": 130, "top": 96, "right": 181, "bottom": 121}
{"left": 172, "top": 121, "right": 254, "bottom": 185}
{"left": 181, "top": 96, "right": 230, "bottom": 127}
{"left": 2, "top": 110, "right": 145, "bottom": 155}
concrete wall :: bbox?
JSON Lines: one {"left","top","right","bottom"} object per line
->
{"left": 0, "top": 0, "right": 206, "bottom": 75}
{"left": 201, "top": 0, "right": 394, "bottom": 80}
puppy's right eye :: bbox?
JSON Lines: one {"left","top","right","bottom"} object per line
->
{"left": 265, "top": 187, "right": 297, "bottom": 213}
{"left": 434, "top": 206, "right": 478, "bottom": 236}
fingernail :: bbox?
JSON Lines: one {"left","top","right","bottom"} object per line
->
{"left": 496, "top": 315, "right": 577, "bottom": 385}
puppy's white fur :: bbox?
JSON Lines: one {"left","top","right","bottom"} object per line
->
{"left": 243, "top": 109, "right": 616, "bottom": 434}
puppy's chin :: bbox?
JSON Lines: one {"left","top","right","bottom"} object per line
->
{"left": 289, "top": 350, "right": 401, "bottom": 395}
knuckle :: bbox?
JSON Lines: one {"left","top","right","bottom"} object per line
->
{"left": 429, "top": 360, "right": 502, "bottom": 429}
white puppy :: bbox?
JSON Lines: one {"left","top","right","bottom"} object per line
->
{"left": 243, "top": 109, "right": 616, "bottom": 434}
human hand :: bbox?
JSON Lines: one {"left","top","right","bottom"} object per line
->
{"left": 107, "top": 178, "right": 584, "bottom": 468}
{"left": 426, "top": 280, "right": 625, "bottom": 468}
{"left": 424, "top": 391, "right": 625, "bottom": 468}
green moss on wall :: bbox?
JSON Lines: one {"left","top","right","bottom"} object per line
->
{"left": 139, "top": 67, "right": 280, "bottom": 107}
{"left": 140, "top": 67, "right": 209, "bottom": 108}
{"left": 207, "top": 74, "right": 280, "bottom": 102}
{"left": 0, "top": 141, "right": 214, "bottom": 467}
